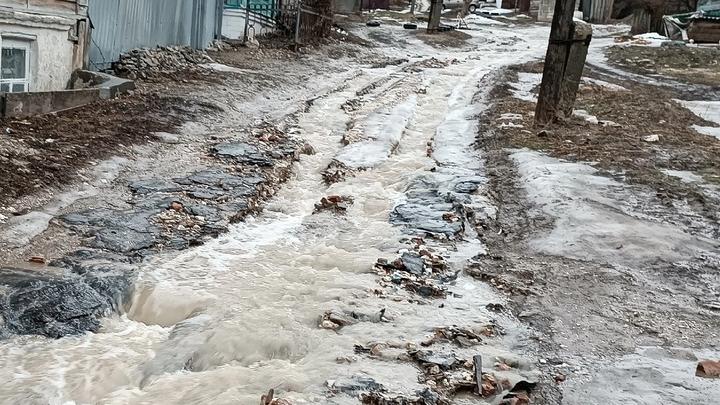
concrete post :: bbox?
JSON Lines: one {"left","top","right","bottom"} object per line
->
{"left": 558, "top": 21, "right": 592, "bottom": 118}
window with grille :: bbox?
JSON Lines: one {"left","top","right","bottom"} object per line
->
{"left": 0, "top": 39, "right": 30, "bottom": 93}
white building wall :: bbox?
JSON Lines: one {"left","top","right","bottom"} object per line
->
{"left": 0, "top": 22, "right": 75, "bottom": 92}
{"left": 222, "top": 9, "right": 277, "bottom": 41}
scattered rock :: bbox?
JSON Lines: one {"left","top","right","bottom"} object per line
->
{"left": 212, "top": 142, "right": 274, "bottom": 166}
{"left": 328, "top": 375, "right": 384, "bottom": 394}
{"left": 642, "top": 134, "right": 660, "bottom": 142}
{"left": 421, "top": 326, "right": 483, "bottom": 347}
{"left": 314, "top": 195, "right": 354, "bottom": 214}
{"left": 112, "top": 45, "right": 214, "bottom": 80}
{"left": 322, "top": 159, "right": 354, "bottom": 184}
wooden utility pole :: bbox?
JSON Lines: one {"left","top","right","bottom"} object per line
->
{"left": 427, "top": 0, "right": 443, "bottom": 32}
{"left": 535, "top": 0, "right": 592, "bottom": 125}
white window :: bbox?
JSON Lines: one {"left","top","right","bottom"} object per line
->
{"left": 0, "top": 39, "right": 30, "bottom": 93}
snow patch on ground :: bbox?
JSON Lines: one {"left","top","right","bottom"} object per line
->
{"left": 573, "top": 109, "right": 599, "bottom": 124}
{"left": 509, "top": 72, "right": 541, "bottom": 102}
{"left": 591, "top": 24, "right": 631, "bottom": 38}
{"left": 465, "top": 13, "right": 506, "bottom": 26}
{"left": 581, "top": 77, "right": 627, "bottom": 91}
{"left": 335, "top": 95, "right": 417, "bottom": 168}
{"left": 512, "top": 149, "right": 715, "bottom": 265}
{"left": 677, "top": 100, "right": 720, "bottom": 125}
{"left": 692, "top": 124, "right": 720, "bottom": 140}
{"left": 662, "top": 169, "right": 705, "bottom": 183}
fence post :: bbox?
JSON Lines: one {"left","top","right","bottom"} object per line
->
{"left": 294, "top": 2, "right": 302, "bottom": 49}
{"left": 557, "top": 21, "right": 592, "bottom": 118}
{"left": 243, "top": 0, "right": 251, "bottom": 43}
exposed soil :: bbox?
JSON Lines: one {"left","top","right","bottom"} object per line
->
{"left": 0, "top": 93, "right": 219, "bottom": 210}
{"left": 606, "top": 45, "right": 720, "bottom": 86}
{"left": 416, "top": 30, "right": 472, "bottom": 48}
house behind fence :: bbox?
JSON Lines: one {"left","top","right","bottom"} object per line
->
{"left": 0, "top": 0, "right": 90, "bottom": 93}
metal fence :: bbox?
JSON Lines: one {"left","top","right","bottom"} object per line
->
{"left": 227, "top": 0, "right": 332, "bottom": 45}
{"left": 88, "top": 0, "right": 222, "bottom": 70}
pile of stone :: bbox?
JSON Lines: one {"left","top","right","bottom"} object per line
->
{"left": 111, "top": 45, "right": 214, "bottom": 80}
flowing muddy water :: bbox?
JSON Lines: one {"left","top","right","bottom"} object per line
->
{"left": 0, "top": 25, "right": 549, "bottom": 404}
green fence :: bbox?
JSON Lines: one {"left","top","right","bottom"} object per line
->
{"left": 224, "top": 0, "right": 276, "bottom": 18}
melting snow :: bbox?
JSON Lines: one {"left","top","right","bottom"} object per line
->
{"left": 335, "top": 95, "right": 417, "bottom": 168}
{"left": 512, "top": 149, "right": 715, "bottom": 265}
{"left": 509, "top": 72, "right": 541, "bottom": 102}
{"left": 692, "top": 124, "right": 720, "bottom": 140}
{"left": 662, "top": 169, "right": 705, "bottom": 183}
{"left": 677, "top": 100, "right": 720, "bottom": 125}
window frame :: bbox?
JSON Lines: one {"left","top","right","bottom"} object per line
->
{"left": 0, "top": 38, "right": 31, "bottom": 93}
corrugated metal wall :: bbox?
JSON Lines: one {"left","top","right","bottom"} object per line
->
{"left": 585, "top": 0, "right": 613, "bottom": 23}
{"left": 88, "top": 0, "right": 220, "bottom": 70}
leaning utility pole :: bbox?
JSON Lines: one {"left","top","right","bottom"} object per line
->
{"left": 535, "top": 0, "right": 592, "bottom": 125}
{"left": 427, "top": 0, "right": 443, "bottom": 32}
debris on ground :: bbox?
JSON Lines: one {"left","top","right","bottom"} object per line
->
{"left": 260, "top": 389, "right": 292, "bottom": 405}
{"left": 319, "top": 308, "right": 386, "bottom": 330}
{"left": 420, "top": 326, "right": 484, "bottom": 347}
{"left": 361, "top": 388, "right": 449, "bottom": 405}
{"left": 322, "top": 159, "right": 355, "bottom": 184}
{"left": 314, "top": 195, "right": 354, "bottom": 214}
{"left": 696, "top": 360, "right": 720, "bottom": 378}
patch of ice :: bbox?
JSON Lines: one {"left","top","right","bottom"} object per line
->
{"left": 692, "top": 124, "right": 720, "bottom": 140}
{"left": 662, "top": 169, "right": 704, "bottom": 183}
{"left": 581, "top": 77, "right": 627, "bottom": 91}
{"left": 335, "top": 95, "right": 417, "bottom": 168}
{"left": 677, "top": 100, "right": 720, "bottom": 125}
{"left": 511, "top": 149, "right": 715, "bottom": 265}
{"left": 509, "top": 72, "right": 541, "bottom": 102}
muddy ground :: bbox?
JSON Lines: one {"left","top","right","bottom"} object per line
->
{"left": 606, "top": 44, "right": 720, "bottom": 86}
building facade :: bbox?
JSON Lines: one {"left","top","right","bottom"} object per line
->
{"left": 0, "top": 0, "right": 90, "bottom": 93}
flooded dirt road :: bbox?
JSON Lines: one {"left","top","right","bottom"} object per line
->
{"left": 0, "top": 21, "right": 551, "bottom": 404}
{"left": 2, "top": 16, "right": 719, "bottom": 405}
